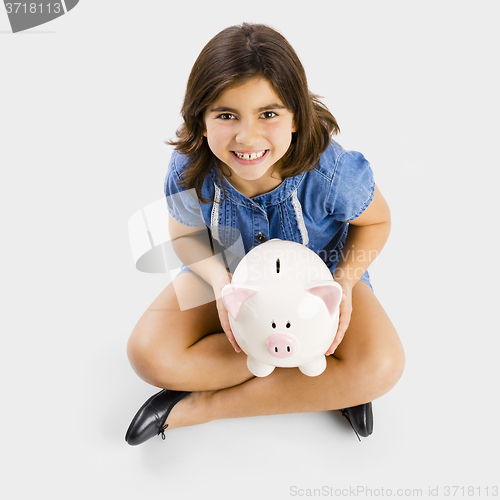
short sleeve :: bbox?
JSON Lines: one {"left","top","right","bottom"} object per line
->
{"left": 327, "top": 150, "right": 375, "bottom": 222}
{"left": 164, "top": 151, "right": 206, "bottom": 227}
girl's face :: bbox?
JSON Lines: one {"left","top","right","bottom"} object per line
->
{"left": 204, "top": 77, "right": 296, "bottom": 194}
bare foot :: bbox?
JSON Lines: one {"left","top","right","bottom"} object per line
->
{"left": 162, "top": 391, "right": 213, "bottom": 430}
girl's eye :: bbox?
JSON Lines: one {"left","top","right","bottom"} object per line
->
{"left": 261, "top": 111, "right": 277, "bottom": 119}
{"left": 217, "top": 113, "right": 236, "bottom": 120}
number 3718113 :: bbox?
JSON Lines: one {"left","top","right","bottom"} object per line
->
{"left": 444, "top": 486, "right": 498, "bottom": 496}
{"left": 5, "top": 3, "right": 62, "bottom": 14}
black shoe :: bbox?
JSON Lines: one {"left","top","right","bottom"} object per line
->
{"left": 125, "top": 389, "right": 191, "bottom": 446}
{"left": 339, "top": 402, "right": 373, "bottom": 440}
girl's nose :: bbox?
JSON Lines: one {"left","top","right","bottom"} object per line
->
{"left": 235, "top": 120, "right": 259, "bottom": 145}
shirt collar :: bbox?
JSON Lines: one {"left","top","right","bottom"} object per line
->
{"left": 208, "top": 165, "right": 305, "bottom": 210}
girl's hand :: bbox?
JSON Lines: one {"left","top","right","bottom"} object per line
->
{"left": 212, "top": 273, "right": 241, "bottom": 353}
{"left": 215, "top": 293, "right": 241, "bottom": 353}
{"left": 325, "top": 280, "right": 353, "bottom": 356}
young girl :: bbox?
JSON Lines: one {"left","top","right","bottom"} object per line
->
{"left": 125, "top": 23, "right": 405, "bottom": 445}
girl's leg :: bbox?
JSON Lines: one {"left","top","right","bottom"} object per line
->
{"left": 127, "top": 272, "right": 254, "bottom": 391}
{"left": 127, "top": 273, "right": 405, "bottom": 429}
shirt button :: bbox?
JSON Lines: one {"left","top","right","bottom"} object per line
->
{"left": 257, "top": 233, "right": 266, "bottom": 243}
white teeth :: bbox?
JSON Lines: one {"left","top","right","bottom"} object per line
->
{"left": 234, "top": 150, "right": 266, "bottom": 160}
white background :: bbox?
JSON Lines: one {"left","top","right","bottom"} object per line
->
{"left": 1, "top": 1, "right": 499, "bottom": 499}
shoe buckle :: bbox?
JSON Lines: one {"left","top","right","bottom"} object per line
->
{"left": 159, "top": 423, "right": 168, "bottom": 440}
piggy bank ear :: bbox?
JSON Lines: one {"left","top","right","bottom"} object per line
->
{"left": 221, "top": 285, "right": 258, "bottom": 321}
{"left": 305, "top": 282, "right": 343, "bottom": 316}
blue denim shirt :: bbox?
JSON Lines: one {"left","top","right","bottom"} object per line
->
{"left": 164, "top": 140, "right": 375, "bottom": 289}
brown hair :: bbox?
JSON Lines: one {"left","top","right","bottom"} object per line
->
{"left": 166, "top": 23, "right": 340, "bottom": 204}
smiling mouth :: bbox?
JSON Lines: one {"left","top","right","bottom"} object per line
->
{"left": 231, "top": 150, "right": 268, "bottom": 161}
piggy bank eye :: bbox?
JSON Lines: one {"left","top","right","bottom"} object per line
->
{"left": 271, "top": 321, "right": 276, "bottom": 329}
{"left": 286, "top": 321, "right": 291, "bottom": 328}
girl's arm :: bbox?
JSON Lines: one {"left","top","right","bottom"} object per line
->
{"left": 169, "top": 214, "right": 240, "bottom": 351}
{"left": 326, "top": 185, "right": 391, "bottom": 355}
{"left": 168, "top": 213, "right": 232, "bottom": 295}
{"left": 333, "top": 184, "right": 391, "bottom": 286}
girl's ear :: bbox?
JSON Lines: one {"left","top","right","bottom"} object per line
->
{"left": 292, "top": 120, "right": 297, "bottom": 133}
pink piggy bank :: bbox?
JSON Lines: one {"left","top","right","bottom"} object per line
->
{"left": 221, "top": 239, "right": 343, "bottom": 377}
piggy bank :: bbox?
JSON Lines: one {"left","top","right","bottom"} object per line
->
{"left": 221, "top": 239, "right": 343, "bottom": 377}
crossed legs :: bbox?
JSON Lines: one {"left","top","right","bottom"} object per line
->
{"left": 127, "top": 272, "right": 405, "bottom": 429}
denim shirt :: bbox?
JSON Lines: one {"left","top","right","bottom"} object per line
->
{"left": 164, "top": 141, "right": 375, "bottom": 289}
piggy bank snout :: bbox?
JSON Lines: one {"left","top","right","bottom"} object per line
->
{"left": 265, "top": 333, "right": 298, "bottom": 359}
